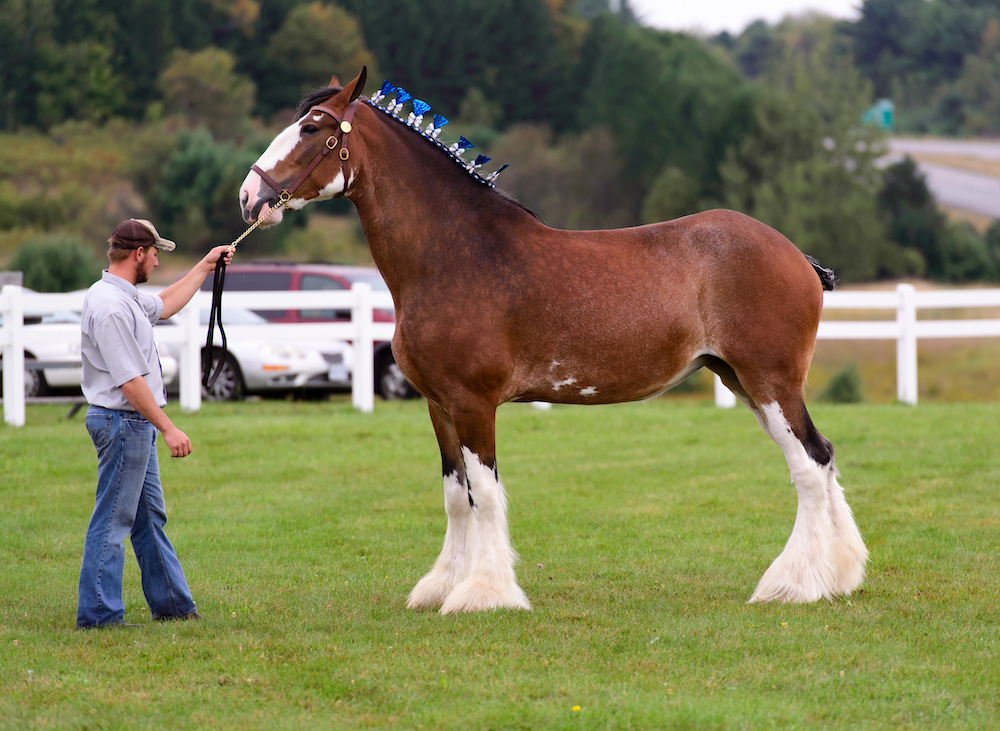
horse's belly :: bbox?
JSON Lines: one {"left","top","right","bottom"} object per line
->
{"left": 510, "top": 338, "right": 704, "bottom": 405}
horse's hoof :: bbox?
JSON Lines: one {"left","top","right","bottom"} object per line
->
{"left": 748, "top": 555, "right": 839, "bottom": 603}
{"left": 406, "top": 572, "right": 458, "bottom": 609}
{"left": 439, "top": 580, "right": 532, "bottom": 614}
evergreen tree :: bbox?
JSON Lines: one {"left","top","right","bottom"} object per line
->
{"left": 575, "top": 17, "right": 754, "bottom": 209}
{"left": 339, "top": 0, "right": 576, "bottom": 128}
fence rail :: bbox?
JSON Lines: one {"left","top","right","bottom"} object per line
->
{"left": 1, "top": 284, "right": 394, "bottom": 427}
{"left": 4, "top": 283, "right": 1000, "bottom": 425}
{"left": 713, "top": 283, "right": 1000, "bottom": 407}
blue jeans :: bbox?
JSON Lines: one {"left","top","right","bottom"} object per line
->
{"left": 77, "top": 406, "right": 197, "bottom": 628}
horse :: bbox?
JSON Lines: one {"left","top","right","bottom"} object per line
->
{"left": 238, "top": 68, "right": 868, "bottom": 613}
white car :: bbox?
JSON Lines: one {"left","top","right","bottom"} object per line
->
{"left": 160, "top": 308, "right": 354, "bottom": 402}
{"left": 0, "top": 308, "right": 177, "bottom": 399}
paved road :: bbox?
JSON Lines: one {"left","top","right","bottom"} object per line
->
{"left": 886, "top": 138, "right": 1000, "bottom": 218}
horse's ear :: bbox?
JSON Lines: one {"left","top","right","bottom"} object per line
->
{"left": 346, "top": 66, "right": 367, "bottom": 102}
{"left": 329, "top": 75, "right": 341, "bottom": 87}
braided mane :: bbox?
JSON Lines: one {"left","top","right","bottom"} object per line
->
{"left": 293, "top": 85, "right": 538, "bottom": 219}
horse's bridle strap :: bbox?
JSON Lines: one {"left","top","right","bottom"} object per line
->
{"left": 252, "top": 97, "right": 360, "bottom": 202}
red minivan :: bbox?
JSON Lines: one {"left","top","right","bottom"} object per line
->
{"left": 201, "top": 262, "right": 417, "bottom": 399}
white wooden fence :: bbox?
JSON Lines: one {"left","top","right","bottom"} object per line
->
{"left": 4, "top": 283, "right": 1000, "bottom": 426}
{"left": 1, "top": 284, "right": 394, "bottom": 427}
{"left": 713, "top": 283, "right": 1000, "bottom": 407}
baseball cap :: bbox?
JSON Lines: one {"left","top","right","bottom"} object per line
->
{"left": 109, "top": 219, "right": 176, "bottom": 252}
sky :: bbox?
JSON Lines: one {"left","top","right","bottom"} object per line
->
{"left": 628, "top": 0, "right": 862, "bottom": 36}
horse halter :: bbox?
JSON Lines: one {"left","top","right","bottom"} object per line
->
{"left": 251, "top": 97, "right": 361, "bottom": 204}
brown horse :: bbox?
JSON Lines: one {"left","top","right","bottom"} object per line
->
{"left": 239, "top": 69, "right": 867, "bottom": 613}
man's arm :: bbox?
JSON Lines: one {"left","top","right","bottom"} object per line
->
{"left": 158, "top": 245, "right": 234, "bottom": 320}
{"left": 119, "top": 376, "right": 192, "bottom": 458}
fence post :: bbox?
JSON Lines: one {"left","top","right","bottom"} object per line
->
{"left": 351, "top": 282, "right": 374, "bottom": 413}
{"left": 713, "top": 374, "right": 737, "bottom": 408}
{"left": 178, "top": 301, "right": 202, "bottom": 413}
{"left": 896, "top": 283, "right": 918, "bottom": 405}
{"left": 2, "top": 285, "right": 26, "bottom": 427}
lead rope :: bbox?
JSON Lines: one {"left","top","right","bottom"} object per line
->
{"left": 202, "top": 195, "right": 289, "bottom": 389}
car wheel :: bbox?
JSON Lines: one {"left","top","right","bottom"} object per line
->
{"left": 376, "top": 355, "right": 418, "bottom": 400}
{"left": 0, "top": 356, "right": 48, "bottom": 398}
{"left": 201, "top": 350, "right": 243, "bottom": 402}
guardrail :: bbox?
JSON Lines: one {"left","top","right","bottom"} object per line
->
{"left": 5, "top": 283, "right": 1000, "bottom": 425}
{"left": 1, "top": 284, "right": 394, "bottom": 427}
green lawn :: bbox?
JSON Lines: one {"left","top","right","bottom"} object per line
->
{"left": 1, "top": 398, "right": 998, "bottom": 730}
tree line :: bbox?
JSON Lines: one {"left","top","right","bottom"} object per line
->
{"left": 1, "top": 0, "right": 999, "bottom": 288}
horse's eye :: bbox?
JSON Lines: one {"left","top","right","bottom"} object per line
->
{"left": 302, "top": 124, "right": 319, "bottom": 134}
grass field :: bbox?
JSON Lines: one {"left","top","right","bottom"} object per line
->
{"left": 1, "top": 398, "right": 999, "bottom": 730}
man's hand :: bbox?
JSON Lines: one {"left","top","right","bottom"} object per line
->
{"left": 203, "top": 245, "right": 235, "bottom": 273}
{"left": 159, "top": 244, "right": 236, "bottom": 319}
{"left": 163, "top": 426, "right": 193, "bottom": 458}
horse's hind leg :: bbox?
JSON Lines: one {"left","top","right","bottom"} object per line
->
{"left": 749, "top": 396, "right": 867, "bottom": 602}
{"left": 407, "top": 403, "right": 478, "bottom": 609}
{"left": 438, "top": 399, "right": 531, "bottom": 614}
{"left": 710, "top": 362, "right": 867, "bottom": 602}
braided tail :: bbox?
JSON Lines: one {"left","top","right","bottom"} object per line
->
{"left": 805, "top": 254, "right": 837, "bottom": 292}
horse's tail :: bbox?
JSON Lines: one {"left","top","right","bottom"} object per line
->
{"left": 805, "top": 255, "right": 837, "bottom": 292}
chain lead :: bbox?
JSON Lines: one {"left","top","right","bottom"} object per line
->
{"left": 229, "top": 199, "right": 287, "bottom": 251}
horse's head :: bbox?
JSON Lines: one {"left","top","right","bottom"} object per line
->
{"left": 240, "top": 68, "right": 367, "bottom": 227}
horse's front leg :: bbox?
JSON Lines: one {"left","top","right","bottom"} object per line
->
{"left": 438, "top": 400, "right": 531, "bottom": 614}
{"left": 407, "top": 402, "right": 478, "bottom": 609}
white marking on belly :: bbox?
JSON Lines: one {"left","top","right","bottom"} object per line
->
{"left": 552, "top": 377, "right": 576, "bottom": 391}
{"left": 579, "top": 386, "right": 597, "bottom": 396}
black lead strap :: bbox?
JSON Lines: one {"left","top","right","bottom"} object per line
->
{"left": 202, "top": 252, "right": 229, "bottom": 389}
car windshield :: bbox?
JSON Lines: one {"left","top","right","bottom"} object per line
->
{"left": 198, "top": 309, "right": 269, "bottom": 325}
{"left": 340, "top": 272, "right": 389, "bottom": 291}
{"left": 160, "top": 309, "right": 269, "bottom": 326}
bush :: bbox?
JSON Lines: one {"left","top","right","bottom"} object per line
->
{"left": 8, "top": 234, "right": 102, "bottom": 292}
{"left": 819, "top": 362, "right": 864, "bottom": 403}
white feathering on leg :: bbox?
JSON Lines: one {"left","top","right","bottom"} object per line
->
{"left": 750, "top": 402, "right": 845, "bottom": 603}
{"left": 407, "top": 471, "right": 477, "bottom": 609}
{"left": 439, "top": 448, "right": 531, "bottom": 614}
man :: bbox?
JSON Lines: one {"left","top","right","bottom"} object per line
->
{"left": 76, "top": 218, "right": 233, "bottom": 629}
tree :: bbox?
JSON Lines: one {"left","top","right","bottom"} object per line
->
{"left": 877, "top": 156, "right": 942, "bottom": 275}
{"left": 9, "top": 234, "right": 102, "bottom": 292}
{"left": 340, "top": 0, "right": 576, "bottom": 129}
{"left": 265, "top": 2, "right": 379, "bottom": 96}
{"left": 640, "top": 166, "right": 707, "bottom": 224}
{"left": 731, "top": 20, "right": 778, "bottom": 78}
{"left": 156, "top": 47, "right": 256, "bottom": 139}
{"left": 487, "top": 123, "right": 633, "bottom": 229}
{"left": 32, "top": 41, "right": 125, "bottom": 128}
{"left": 574, "top": 17, "right": 754, "bottom": 218}
{"left": 720, "top": 30, "right": 904, "bottom": 281}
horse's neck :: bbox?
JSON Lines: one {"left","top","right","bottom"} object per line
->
{"left": 349, "top": 116, "right": 537, "bottom": 293}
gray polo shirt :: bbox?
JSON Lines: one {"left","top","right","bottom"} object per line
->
{"left": 81, "top": 271, "right": 166, "bottom": 410}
